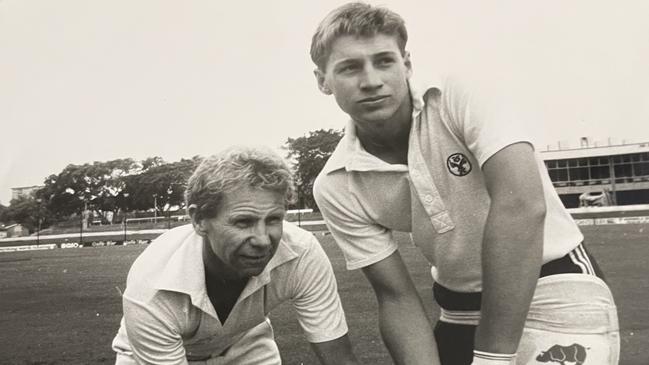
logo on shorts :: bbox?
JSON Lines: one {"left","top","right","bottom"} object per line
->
{"left": 446, "top": 153, "right": 471, "bottom": 176}
{"left": 536, "top": 343, "right": 589, "bottom": 365}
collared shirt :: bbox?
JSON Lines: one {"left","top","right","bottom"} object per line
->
{"left": 314, "top": 78, "right": 584, "bottom": 292}
{"left": 112, "top": 222, "right": 347, "bottom": 363}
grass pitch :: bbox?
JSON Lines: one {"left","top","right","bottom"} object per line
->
{"left": 0, "top": 224, "right": 647, "bottom": 365}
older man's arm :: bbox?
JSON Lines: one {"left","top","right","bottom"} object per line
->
{"left": 119, "top": 295, "right": 189, "bottom": 365}
{"left": 290, "top": 233, "right": 362, "bottom": 364}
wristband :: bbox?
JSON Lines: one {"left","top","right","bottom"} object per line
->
{"left": 471, "top": 350, "right": 516, "bottom": 365}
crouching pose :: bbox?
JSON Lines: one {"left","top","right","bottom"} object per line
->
{"left": 112, "top": 146, "right": 359, "bottom": 364}
{"left": 310, "top": 3, "right": 620, "bottom": 364}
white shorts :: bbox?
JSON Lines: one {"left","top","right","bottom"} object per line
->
{"left": 515, "top": 274, "right": 619, "bottom": 365}
{"left": 435, "top": 274, "right": 619, "bottom": 365}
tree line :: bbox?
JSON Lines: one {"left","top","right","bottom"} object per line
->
{"left": 1, "top": 156, "right": 202, "bottom": 232}
{"left": 1, "top": 129, "right": 343, "bottom": 232}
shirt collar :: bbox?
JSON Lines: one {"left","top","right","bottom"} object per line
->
{"left": 154, "top": 225, "right": 299, "bottom": 316}
{"left": 322, "top": 80, "right": 428, "bottom": 175}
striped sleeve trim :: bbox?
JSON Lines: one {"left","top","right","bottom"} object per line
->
{"left": 472, "top": 350, "right": 516, "bottom": 365}
{"left": 439, "top": 309, "right": 480, "bottom": 325}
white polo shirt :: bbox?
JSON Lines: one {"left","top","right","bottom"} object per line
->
{"left": 314, "top": 78, "right": 583, "bottom": 292}
{"left": 112, "top": 222, "right": 348, "bottom": 363}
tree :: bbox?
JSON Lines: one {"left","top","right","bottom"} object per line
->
{"left": 2, "top": 195, "right": 51, "bottom": 232}
{"left": 124, "top": 156, "right": 202, "bottom": 213}
{"left": 285, "top": 129, "right": 343, "bottom": 211}
{"left": 39, "top": 158, "right": 139, "bottom": 222}
{"left": 0, "top": 203, "right": 7, "bottom": 224}
{"left": 12, "top": 155, "right": 203, "bottom": 227}
{"left": 140, "top": 156, "right": 165, "bottom": 170}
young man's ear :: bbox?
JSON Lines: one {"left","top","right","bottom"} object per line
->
{"left": 403, "top": 51, "right": 413, "bottom": 78}
{"left": 187, "top": 204, "right": 207, "bottom": 236}
{"left": 314, "top": 69, "right": 332, "bottom": 95}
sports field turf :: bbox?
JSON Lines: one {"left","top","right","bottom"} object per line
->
{"left": 0, "top": 224, "right": 647, "bottom": 364}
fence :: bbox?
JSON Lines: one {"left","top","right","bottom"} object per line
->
{"left": 0, "top": 216, "right": 328, "bottom": 252}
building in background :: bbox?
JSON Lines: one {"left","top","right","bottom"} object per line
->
{"left": 541, "top": 139, "right": 649, "bottom": 208}
{"left": 11, "top": 185, "right": 43, "bottom": 201}
{"left": 5, "top": 223, "right": 29, "bottom": 238}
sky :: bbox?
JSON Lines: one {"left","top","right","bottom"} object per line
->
{"left": 2, "top": 0, "right": 649, "bottom": 205}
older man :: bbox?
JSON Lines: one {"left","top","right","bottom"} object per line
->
{"left": 112, "top": 146, "right": 358, "bottom": 364}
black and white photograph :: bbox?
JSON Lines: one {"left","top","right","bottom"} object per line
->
{"left": 1, "top": 1, "right": 648, "bottom": 364}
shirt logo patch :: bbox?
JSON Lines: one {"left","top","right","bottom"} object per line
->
{"left": 446, "top": 153, "right": 472, "bottom": 176}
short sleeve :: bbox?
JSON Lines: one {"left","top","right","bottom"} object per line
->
{"left": 441, "top": 76, "right": 533, "bottom": 167}
{"left": 118, "top": 294, "right": 189, "bottom": 364}
{"left": 289, "top": 235, "right": 349, "bottom": 343}
{"left": 314, "top": 172, "right": 398, "bottom": 270}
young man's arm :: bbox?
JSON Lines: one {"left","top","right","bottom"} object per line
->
{"left": 311, "top": 334, "right": 359, "bottom": 365}
{"left": 362, "top": 251, "right": 441, "bottom": 365}
{"left": 475, "top": 142, "right": 546, "bottom": 356}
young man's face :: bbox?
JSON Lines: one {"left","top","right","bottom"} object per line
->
{"left": 194, "top": 185, "right": 286, "bottom": 279}
{"left": 315, "top": 33, "right": 412, "bottom": 125}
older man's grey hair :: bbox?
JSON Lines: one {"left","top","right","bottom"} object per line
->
{"left": 185, "top": 146, "right": 296, "bottom": 221}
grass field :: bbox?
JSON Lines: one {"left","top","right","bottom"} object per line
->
{"left": 0, "top": 224, "right": 647, "bottom": 365}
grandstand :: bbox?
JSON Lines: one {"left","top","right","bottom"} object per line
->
{"left": 541, "top": 139, "right": 649, "bottom": 208}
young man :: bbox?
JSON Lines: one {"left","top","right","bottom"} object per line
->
{"left": 311, "top": 3, "right": 619, "bottom": 365}
{"left": 112, "top": 146, "right": 359, "bottom": 365}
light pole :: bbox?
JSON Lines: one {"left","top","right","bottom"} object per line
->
{"left": 166, "top": 186, "right": 173, "bottom": 230}
{"left": 153, "top": 194, "right": 158, "bottom": 224}
{"left": 607, "top": 156, "right": 618, "bottom": 205}
{"left": 79, "top": 206, "right": 83, "bottom": 247}
{"left": 123, "top": 192, "right": 129, "bottom": 244}
{"left": 297, "top": 187, "right": 301, "bottom": 227}
{"left": 36, "top": 198, "right": 42, "bottom": 245}
{"left": 80, "top": 200, "right": 88, "bottom": 246}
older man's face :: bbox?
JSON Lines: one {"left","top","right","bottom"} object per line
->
{"left": 199, "top": 186, "right": 285, "bottom": 279}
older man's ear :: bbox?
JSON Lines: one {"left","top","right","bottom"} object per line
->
{"left": 187, "top": 204, "right": 207, "bottom": 236}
